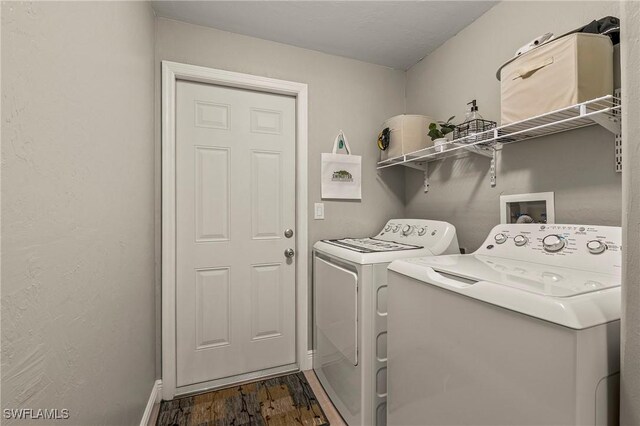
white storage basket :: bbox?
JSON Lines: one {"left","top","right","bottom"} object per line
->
{"left": 499, "top": 33, "right": 613, "bottom": 125}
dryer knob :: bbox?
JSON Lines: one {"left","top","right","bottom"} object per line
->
{"left": 542, "top": 234, "right": 565, "bottom": 252}
{"left": 384, "top": 225, "right": 392, "bottom": 232}
{"left": 402, "top": 225, "right": 412, "bottom": 236}
{"left": 494, "top": 233, "right": 507, "bottom": 244}
{"left": 392, "top": 225, "right": 400, "bottom": 233}
{"left": 417, "top": 227, "right": 427, "bottom": 236}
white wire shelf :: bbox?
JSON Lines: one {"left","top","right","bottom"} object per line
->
{"left": 377, "top": 95, "right": 621, "bottom": 171}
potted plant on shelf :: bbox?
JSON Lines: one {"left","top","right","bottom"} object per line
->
{"left": 428, "top": 117, "right": 456, "bottom": 152}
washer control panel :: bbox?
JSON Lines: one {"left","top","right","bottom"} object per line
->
{"left": 477, "top": 224, "right": 622, "bottom": 274}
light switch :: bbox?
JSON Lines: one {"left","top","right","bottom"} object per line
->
{"left": 314, "top": 203, "right": 325, "bottom": 220}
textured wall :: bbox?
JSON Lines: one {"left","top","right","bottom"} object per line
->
{"left": 620, "top": 1, "right": 640, "bottom": 423}
{"left": 404, "top": 1, "right": 622, "bottom": 251}
{"left": 155, "top": 18, "right": 407, "bottom": 352}
{"left": 1, "top": 2, "right": 156, "bottom": 425}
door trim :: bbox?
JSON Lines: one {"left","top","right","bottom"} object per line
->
{"left": 161, "top": 61, "right": 309, "bottom": 400}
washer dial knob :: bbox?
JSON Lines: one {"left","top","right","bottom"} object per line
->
{"left": 417, "top": 227, "right": 427, "bottom": 236}
{"left": 402, "top": 225, "right": 412, "bottom": 236}
{"left": 392, "top": 225, "right": 400, "bottom": 233}
{"left": 494, "top": 233, "right": 507, "bottom": 244}
{"left": 514, "top": 235, "right": 528, "bottom": 247}
{"left": 586, "top": 239, "right": 607, "bottom": 255}
{"left": 542, "top": 234, "right": 565, "bottom": 252}
{"left": 384, "top": 225, "right": 392, "bottom": 232}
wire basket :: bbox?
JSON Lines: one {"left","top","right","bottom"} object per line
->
{"left": 454, "top": 119, "right": 497, "bottom": 145}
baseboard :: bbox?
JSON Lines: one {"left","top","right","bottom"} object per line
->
{"left": 303, "top": 349, "right": 314, "bottom": 370}
{"left": 140, "top": 379, "right": 162, "bottom": 426}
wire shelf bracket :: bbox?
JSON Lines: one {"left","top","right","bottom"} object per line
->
{"left": 490, "top": 149, "right": 497, "bottom": 188}
{"left": 614, "top": 88, "right": 622, "bottom": 173}
{"left": 424, "top": 163, "right": 429, "bottom": 193}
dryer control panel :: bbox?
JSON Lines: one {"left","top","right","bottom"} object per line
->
{"left": 376, "top": 219, "right": 460, "bottom": 255}
{"left": 476, "top": 224, "right": 622, "bottom": 274}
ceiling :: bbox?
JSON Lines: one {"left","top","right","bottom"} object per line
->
{"left": 151, "top": 1, "right": 497, "bottom": 70}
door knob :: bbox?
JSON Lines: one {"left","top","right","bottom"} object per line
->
{"left": 284, "top": 229, "right": 294, "bottom": 238}
{"left": 284, "top": 248, "right": 295, "bottom": 258}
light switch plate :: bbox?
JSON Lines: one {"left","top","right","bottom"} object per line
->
{"left": 314, "top": 203, "right": 325, "bottom": 220}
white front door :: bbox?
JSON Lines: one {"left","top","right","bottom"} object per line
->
{"left": 175, "top": 81, "right": 296, "bottom": 387}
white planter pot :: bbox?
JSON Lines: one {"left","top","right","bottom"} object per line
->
{"left": 434, "top": 138, "right": 448, "bottom": 153}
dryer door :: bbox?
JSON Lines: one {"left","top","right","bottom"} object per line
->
{"left": 315, "top": 256, "right": 358, "bottom": 365}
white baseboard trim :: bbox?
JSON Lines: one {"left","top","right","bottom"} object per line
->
{"left": 302, "top": 349, "right": 314, "bottom": 370}
{"left": 140, "top": 379, "right": 163, "bottom": 426}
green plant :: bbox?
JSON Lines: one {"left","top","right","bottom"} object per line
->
{"left": 428, "top": 116, "right": 456, "bottom": 141}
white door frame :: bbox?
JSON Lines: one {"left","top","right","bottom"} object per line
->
{"left": 161, "top": 61, "right": 309, "bottom": 400}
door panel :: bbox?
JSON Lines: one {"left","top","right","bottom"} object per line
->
{"left": 195, "top": 101, "right": 230, "bottom": 130}
{"left": 251, "top": 263, "right": 284, "bottom": 340}
{"left": 195, "top": 268, "right": 230, "bottom": 349}
{"left": 250, "top": 108, "right": 282, "bottom": 134}
{"left": 195, "top": 147, "right": 229, "bottom": 242}
{"left": 176, "top": 81, "right": 296, "bottom": 387}
{"left": 251, "top": 151, "right": 282, "bottom": 239}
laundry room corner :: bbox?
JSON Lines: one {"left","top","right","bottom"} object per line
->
{"left": 402, "top": 1, "right": 622, "bottom": 253}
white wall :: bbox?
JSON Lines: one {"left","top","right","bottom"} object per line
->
{"left": 620, "top": 1, "right": 640, "bottom": 423}
{"left": 404, "top": 1, "right": 621, "bottom": 251}
{"left": 1, "top": 2, "right": 156, "bottom": 424}
{"left": 155, "top": 17, "right": 407, "bottom": 351}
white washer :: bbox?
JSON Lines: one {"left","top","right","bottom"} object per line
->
{"left": 387, "top": 223, "right": 621, "bottom": 426}
{"left": 313, "top": 219, "right": 459, "bottom": 426}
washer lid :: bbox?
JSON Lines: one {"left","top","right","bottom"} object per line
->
{"left": 404, "top": 255, "right": 620, "bottom": 297}
{"left": 389, "top": 254, "right": 621, "bottom": 329}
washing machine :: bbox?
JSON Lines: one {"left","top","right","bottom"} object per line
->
{"left": 387, "top": 223, "right": 621, "bottom": 426}
{"left": 313, "top": 219, "right": 459, "bottom": 426}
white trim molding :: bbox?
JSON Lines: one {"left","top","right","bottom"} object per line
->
{"left": 161, "top": 61, "right": 309, "bottom": 400}
{"left": 140, "top": 380, "right": 162, "bottom": 426}
{"left": 304, "top": 350, "right": 315, "bottom": 370}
